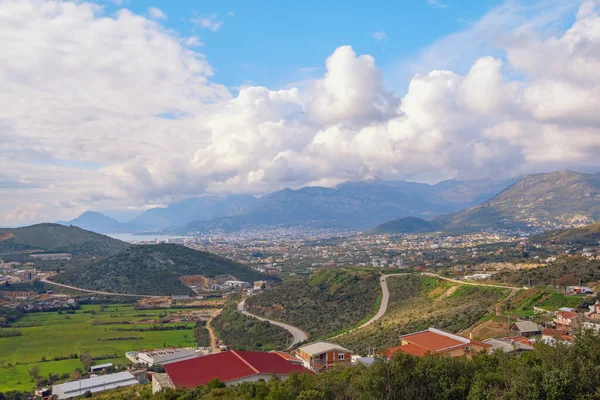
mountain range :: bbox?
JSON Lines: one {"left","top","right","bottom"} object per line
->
{"left": 59, "top": 178, "right": 514, "bottom": 234}
{"left": 373, "top": 171, "right": 600, "bottom": 234}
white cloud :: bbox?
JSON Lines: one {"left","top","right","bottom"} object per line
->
{"left": 427, "top": 0, "right": 448, "bottom": 8}
{"left": 2, "top": 0, "right": 600, "bottom": 225}
{"left": 372, "top": 31, "right": 388, "bottom": 43}
{"left": 192, "top": 14, "right": 223, "bottom": 32}
{"left": 148, "top": 7, "right": 167, "bottom": 20}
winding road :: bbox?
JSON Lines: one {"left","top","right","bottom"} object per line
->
{"left": 422, "top": 272, "right": 520, "bottom": 290}
{"left": 237, "top": 299, "right": 308, "bottom": 350}
{"left": 40, "top": 277, "right": 162, "bottom": 298}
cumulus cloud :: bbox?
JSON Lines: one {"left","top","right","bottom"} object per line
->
{"left": 2, "top": 0, "right": 600, "bottom": 225}
{"left": 148, "top": 7, "right": 167, "bottom": 20}
{"left": 192, "top": 14, "right": 223, "bottom": 32}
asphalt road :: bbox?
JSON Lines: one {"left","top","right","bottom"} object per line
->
{"left": 237, "top": 299, "right": 308, "bottom": 350}
{"left": 40, "top": 277, "right": 162, "bottom": 298}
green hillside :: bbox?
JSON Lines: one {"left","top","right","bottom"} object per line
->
{"left": 0, "top": 223, "right": 129, "bottom": 258}
{"left": 245, "top": 269, "right": 380, "bottom": 339}
{"left": 531, "top": 222, "right": 600, "bottom": 246}
{"left": 334, "top": 275, "right": 508, "bottom": 354}
{"left": 52, "top": 244, "right": 273, "bottom": 296}
{"left": 371, "top": 216, "right": 438, "bottom": 234}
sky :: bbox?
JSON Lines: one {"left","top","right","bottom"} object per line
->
{"left": 1, "top": 0, "right": 599, "bottom": 225}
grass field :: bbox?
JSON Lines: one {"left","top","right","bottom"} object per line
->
{"left": 0, "top": 304, "right": 203, "bottom": 392}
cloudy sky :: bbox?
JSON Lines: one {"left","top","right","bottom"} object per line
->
{"left": 1, "top": 0, "right": 600, "bottom": 225}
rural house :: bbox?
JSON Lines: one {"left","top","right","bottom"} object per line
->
{"left": 294, "top": 342, "right": 352, "bottom": 372}
{"left": 384, "top": 328, "right": 491, "bottom": 359}
{"left": 510, "top": 321, "right": 541, "bottom": 337}
{"left": 554, "top": 311, "right": 579, "bottom": 332}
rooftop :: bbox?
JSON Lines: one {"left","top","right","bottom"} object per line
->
{"left": 52, "top": 372, "right": 138, "bottom": 396}
{"left": 297, "top": 341, "right": 351, "bottom": 356}
{"left": 513, "top": 321, "right": 540, "bottom": 333}
{"left": 163, "top": 350, "right": 309, "bottom": 388}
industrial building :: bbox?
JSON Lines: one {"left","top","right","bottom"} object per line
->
{"left": 126, "top": 348, "right": 198, "bottom": 366}
{"left": 51, "top": 371, "right": 139, "bottom": 399}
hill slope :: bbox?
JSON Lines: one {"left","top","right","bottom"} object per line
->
{"left": 530, "top": 222, "right": 600, "bottom": 246}
{"left": 373, "top": 171, "right": 600, "bottom": 234}
{"left": 52, "top": 243, "right": 273, "bottom": 295}
{"left": 0, "top": 223, "right": 129, "bottom": 257}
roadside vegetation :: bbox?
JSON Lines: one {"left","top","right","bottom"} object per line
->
{"left": 211, "top": 301, "right": 289, "bottom": 351}
{"left": 334, "top": 275, "right": 508, "bottom": 355}
{"left": 245, "top": 269, "right": 380, "bottom": 339}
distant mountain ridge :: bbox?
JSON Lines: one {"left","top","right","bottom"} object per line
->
{"left": 372, "top": 171, "right": 600, "bottom": 234}
{"left": 0, "top": 223, "right": 129, "bottom": 257}
{"left": 172, "top": 178, "right": 514, "bottom": 234}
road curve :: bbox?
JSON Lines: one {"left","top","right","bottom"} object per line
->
{"left": 41, "top": 278, "right": 162, "bottom": 298}
{"left": 330, "top": 273, "right": 402, "bottom": 339}
{"left": 422, "top": 273, "right": 521, "bottom": 290}
{"left": 237, "top": 299, "right": 308, "bottom": 350}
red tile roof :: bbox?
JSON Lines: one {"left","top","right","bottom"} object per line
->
{"left": 386, "top": 343, "right": 429, "bottom": 357}
{"left": 556, "top": 311, "right": 578, "bottom": 319}
{"left": 270, "top": 351, "right": 302, "bottom": 363}
{"left": 401, "top": 331, "right": 464, "bottom": 351}
{"left": 163, "top": 350, "right": 309, "bottom": 388}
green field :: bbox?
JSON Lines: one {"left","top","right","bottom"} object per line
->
{"left": 0, "top": 304, "right": 200, "bottom": 392}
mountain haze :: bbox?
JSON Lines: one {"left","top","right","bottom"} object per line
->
{"left": 373, "top": 171, "right": 600, "bottom": 234}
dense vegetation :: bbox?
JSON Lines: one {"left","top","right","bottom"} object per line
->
{"left": 69, "top": 329, "right": 600, "bottom": 400}
{"left": 245, "top": 269, "right": 380, "bottom": 339}
{"left": 193, "top": 321, "right": 211, "bottom": 348}
{"left": 0, "top": 223, "right": 129, "bottom": 258}
{"left": 531, "top": 222, "right": 600, "bottom": 247}
{"left": 211, "top": 301, "right": 289, "bottom": 351}
{"left": 495, "top": 256, "right": 600, "bottom": 288}
{"left": 335, "top": 275, "right": 507, "bottom": 354}
{"left": 53, "top": 244, "right": 273, "bottom": 295}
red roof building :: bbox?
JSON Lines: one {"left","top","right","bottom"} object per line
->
{"left": 384, "top": 328, "right": 491, "bottom": 359}
{"left": 157, "top": 350, "right": 310, "bottom": 392}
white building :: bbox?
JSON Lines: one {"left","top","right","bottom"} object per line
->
{"left": 52, "top": 372, "right": 138, "bottom": 399}
{"left": 223, "top": 280, "right": 251, "bottom": 288}
{"left": 127, "top": 348, "right": 198, "bottom": 366}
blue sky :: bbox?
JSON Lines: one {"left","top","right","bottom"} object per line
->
{"left": 108, "top": 0, "right": 504, "bottom": 92}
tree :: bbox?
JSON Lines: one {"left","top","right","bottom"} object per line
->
{"left": 28, "top": 365, "right": 40, "bottom": 381}
{"left": 80, "top": 353, "right": 93, "bottom": 371}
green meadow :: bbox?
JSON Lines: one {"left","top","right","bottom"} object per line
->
{"left": 0, "top": 304, "right": 199, "bottom": 392}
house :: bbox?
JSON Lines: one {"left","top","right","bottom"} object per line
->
{"left": 510, "top": 321, "right": 541, "bottom": 337}
{"left": 554, "top": 311, "right": 579, "bottom": 331}
{"left": 223, "top": 280, "right": 251, "bottom": 288}
{"left": 384, "top": 328, "right": 491, "bottom": 359}
{"left": 293, "top": 342, "right": 352, "bottom": 372}
{"left": 541, "top": 328, "right": 573, "bottom": 345}
{"left": 586, "top": 302, "right": 600, "bottom": 319}
{"left": 154, "top": 350, "right": 309, "bottom": 393}
{"left": 566, "top": 286, "right": 593, "bottom": 295}
{"left": 52, "top": 371, "right": 139, "bottom": 399}
{"left": 483, "top": 337, "right": 534, "bottom": 354}
{"left": 270, "top": 351, "right": 303, "bottom": 364}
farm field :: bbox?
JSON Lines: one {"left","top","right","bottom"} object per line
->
{"left": 0, "top": 303, "right": 211, "bottom": 392}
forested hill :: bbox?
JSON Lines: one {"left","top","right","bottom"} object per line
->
{"left": 245, "top": 269, "right": 380, "bottom": 338}
{"left": 52, "top": 244, "right": 273, "bottom": 296}
{"left": 531, "top": 222, "right": 600, "bottom": 246}
{"left": 0, "top": 223, "right": 129, "bottom": 258}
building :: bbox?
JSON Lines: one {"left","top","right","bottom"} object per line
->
{"left": 126, "top": 348, "right": 198, "bottom": 366}
{"left": 52, "top": 371, "right": 139, "bottom": 399}
{"left": 554, "top": 311, "right": 579, "bottom": 332}
{"left": 384, "top": 328, "right": 491, "bottom": 359}
{"left": 90, "top": 363, "right": 113, "bottom": 374}
{"left": 566, "top": 286, "right": 593, "bottom": 295}
{"left": 510, "top": 321, "right": 541, "bottom": 337}
{"left": 253, "top": 281, "right": 267, "bottom": 290}
{"left": 223, "top": 280, "right": 251, "bottom": 288}
{"left": 30, "top": 253, "right": 72, "bottom": 261}
{"left": 541, "top": 328, "right": 573, "bottom": 345}
{"left": 483, "top": 337, "right": 534, "bottom": 354}
{"left": 293, "top": 342, "right": 352, "bottom": 372}
{"left": 0, "top": 291, "right": 36, "bottom": 300}
{"left": 154, "top": 350, "right": 310, "bottom": 393}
